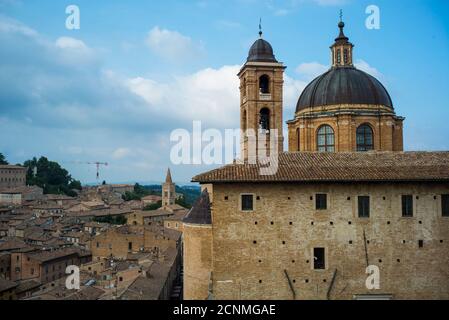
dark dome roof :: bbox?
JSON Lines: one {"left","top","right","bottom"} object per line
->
{"left": 247, "top": 38, "right": 277, "bottom": 63}
{"left": 296, "top": 66, "right": 393, "bottom": 112}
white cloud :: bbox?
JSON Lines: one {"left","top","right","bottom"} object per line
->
{"left": 283, "top": 75, "right": 308, "bottom": 114}
{"left": 126, "top": 65, "right": 241, "bottom": 128}
{"left": 354, "top": 59, "right": 383, "bottom": 79}
{"left": 296, "top": 62, "right": 329, "bottom": 80}
{"left": 0, "top": 14, "right": 36, "bottom": 36}
{"left": 55, "top": 37, "right": 88, "bottom": 50}
{"left": 145, "top": 26, "right": 204, "bottom": 62}
{"left": 274, "top": 9, "right": 290, "bottom": 16}
{"left": 112, "top": 148, "right": 132, "bottom": 159}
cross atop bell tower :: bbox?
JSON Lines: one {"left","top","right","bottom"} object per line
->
{"left": 238, "top": 26, "right": 285, "bottom": 162}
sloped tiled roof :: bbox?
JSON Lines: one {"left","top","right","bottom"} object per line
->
{"left": 183, "top": 189, "right": 212, "bottom": 225}
{"left": 192, "top": 152, "right": 449, "bottom": 183}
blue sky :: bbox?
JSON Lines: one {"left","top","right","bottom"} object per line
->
{"left": 1, "top": 0, "right": 448, "bottom": 184}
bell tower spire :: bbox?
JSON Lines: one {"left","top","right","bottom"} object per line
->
{"left": 331, "top": 12, "right": 354, "bottom": 67}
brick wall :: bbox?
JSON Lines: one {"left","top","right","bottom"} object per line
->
{"left": 188, "top": 182, "right": 449, "bottom": 300}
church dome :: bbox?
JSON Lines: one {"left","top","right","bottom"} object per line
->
{"left": 296, "top": 66, "right": 394, "bottom": 112}
{"left": 247, "top": 38, "right": 278, "bottom": 63}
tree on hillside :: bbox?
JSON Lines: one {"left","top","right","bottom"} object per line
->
{"left": 23, "top": 156, "right": 82, "bottom": 196}
{"left": 122, "top": 183, "right": 151, "bottom": 201}
{"left": 0, "top": 153, "right": 8, "bottom": 165}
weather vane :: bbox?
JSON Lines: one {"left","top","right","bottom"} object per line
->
{"left": 259, "top": 18, "right": 263, "bottom": 37}
{"left": 339, "top": 9, "right": 343, "bottom": 22}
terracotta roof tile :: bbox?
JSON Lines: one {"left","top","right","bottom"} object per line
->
{"left": 192, "top": 152, "right": 449, "bottom": 183}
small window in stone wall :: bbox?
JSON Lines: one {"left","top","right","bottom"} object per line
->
{"left": 313, "top": 248, "right": 325, "bottom": 270}
{"left": 402, "top": 195, "right": 413, "bottom": 217}
{"left": 358, "top": 196, "right": 370, "bottom": 218}
{"left": 315, "top": 194, "right": 327, "bottom": 210}
{"left": 442, "top": 195, "right": 449, "bottom": 217}
{"left": 241, "top": 195, "right": 254, "bottom": 211}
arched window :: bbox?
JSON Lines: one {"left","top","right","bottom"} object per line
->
{"left": 357, "top": 124, "right": 374, "bottom": 151}
{"left": 296, "top": 128, "right": 300, "bottom": 151}
{"left": 344, "top": 49, "right": 348, "bottom": 64}
{"left": 259, "top": 75, "right": 270, "bottom": 94}
{"left": 242, "top": 78, "right": 247, "bottom": 97}
{"left": 317, "top": 125, "right": 335, "bottom": 152}
{"left": 259, "top": 108, "right": 270, "bottom": 131}
{"left": 242, "top": 110, "right": 247, "bottom": 132}
{"left": 336, "top": 49, "right": 341, "bottom": 65}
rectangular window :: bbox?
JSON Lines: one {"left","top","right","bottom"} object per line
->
{"left": 402, "top": 195, "right": 413, "bottom": 217}
{"left": 241, "top": 195, "right": 254, "bottom": 211}
{"left": 315, "top": 194, "right": 327, "bottom": 210}
{"left": 128, "top": 242, "right": 133, "bottom": 251}
{"left": 358, "top": 196, "right": 370, "bottom": 218}
{"left": 313, "top": 248, "right": 325, "bottom": 270}
{"left": 442, "top": 195, "right": 449, "bottom": 217}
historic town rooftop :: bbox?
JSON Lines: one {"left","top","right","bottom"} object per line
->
{"left": 192, "top": 152, "right": 449, "bottom": 183}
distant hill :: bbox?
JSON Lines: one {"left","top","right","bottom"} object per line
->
{"left": 143, "top": 184, "right": 201, "bottom": 207}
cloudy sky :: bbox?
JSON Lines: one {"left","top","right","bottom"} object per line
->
{"left": 1, "top": 0, "right": 448, "bottom": 184}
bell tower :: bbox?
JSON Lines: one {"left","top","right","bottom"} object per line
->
{"left": 162, "top": 168, "right": 176, "bottom": 207}
{"left": 238, "top": 26, "right": 285, "bottom": 162}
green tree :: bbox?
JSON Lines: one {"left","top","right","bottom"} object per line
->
{"left": 122, "top": 183, "right": 151, "bottom": 201}
{"left": 0, "top": 153, "right": 8, "bottom": 165}
{"left": 94, "top": 215, "right": 127, "bottom": 225}
{"left": 23, "top": 156, "right": 82, "bottom": 196}
{"left": 176, "top": 195, "right": 192, "bottom": 209}
{"left": 143, "top": 200, "right": 162, "bottom": 211}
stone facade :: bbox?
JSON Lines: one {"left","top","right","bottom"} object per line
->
{"left": 90, "top": 225, "right": 180, "bottom": 260}
{"left": 0, "top": 165, "right": 26, "bottom": 189}
{"left": 10, "top": 249, "right": 91, "bottom": 284}
{"left": 206, "top": 183, "right": 449, "bottom": 300}
{"left": 183, "top": 223, "right": 212, "bottom": 300}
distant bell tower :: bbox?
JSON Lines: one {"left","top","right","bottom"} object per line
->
{"left": 162, "top": 168, "right": 176, "bottom": 207}
{"left": 238, "top": 23, "right": 285, "bottom": 162}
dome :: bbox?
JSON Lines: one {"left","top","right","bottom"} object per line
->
{"left": 296, "top": 66, "right": 394, "bottom": 112}
{"left": 247, "top": 38, "right": 277, "bottom": 63}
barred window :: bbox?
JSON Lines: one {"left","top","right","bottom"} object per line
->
{"left": 241, "top": 195, "right": 254, "bottom": 211}
{"left": 316, "top": 194, "right": 327, "bottom": 210}
{"left": 402, "top": 195, "right": 413, "bottom": 217}
{"left": 358, "top": 196, "right": 370, "bottom": 218}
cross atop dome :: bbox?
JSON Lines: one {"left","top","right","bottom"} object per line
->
{"left": 331, "top": 13, "right": 353, "bottom": 67}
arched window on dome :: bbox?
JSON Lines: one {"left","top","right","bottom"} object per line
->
{"left": 317, "top": 125, "right": 335, "bottom": 152}
{"left": 259, "top": 108, "right": 270, "bottom": 131}
{"left": 296, "top": 128, "right": 300, "bottom": 151}
{"left": 356, "top": 124, "right": 374, "bottom": 151}
{"left": 259, "top": 75, "right": 270, "bottom": 94}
